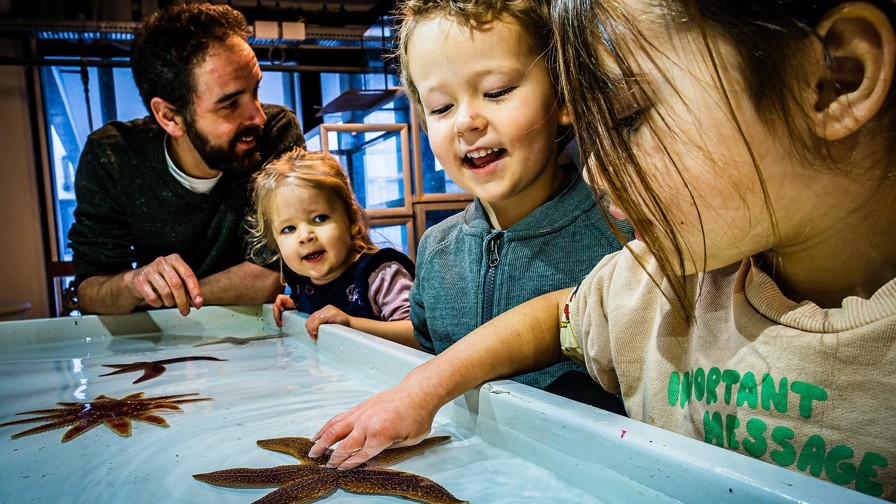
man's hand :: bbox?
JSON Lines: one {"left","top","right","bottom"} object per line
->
{"left": 77, "top": 253, "right": 203, "bottom": 316}
{"left": 126, "top": 253, "right": 203, "bottom": 316}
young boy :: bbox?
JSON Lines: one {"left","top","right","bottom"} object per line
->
{"left": 398, "top": 0, "right": 628, "bottom": 409}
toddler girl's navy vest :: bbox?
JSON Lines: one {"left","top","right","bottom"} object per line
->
{"left": 284, "top": 248, "right": 415, "bottom": 319}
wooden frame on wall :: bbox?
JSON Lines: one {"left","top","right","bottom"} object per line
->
{"left": 370, "top": 217, "right": 416, "bottom": 260}
{"left": 412, "top": 201, "right": 470, "bottom": 249}
{"left": 319, "top": 122, "right": 414, "bottom": 219}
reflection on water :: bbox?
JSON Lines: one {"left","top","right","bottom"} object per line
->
{"left": 0, "top": 328, "right": 610, "bottom": 503}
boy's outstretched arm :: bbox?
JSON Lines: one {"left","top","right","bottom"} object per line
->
{"left": 308, "top": 287, "right": 573, "bottom": 468}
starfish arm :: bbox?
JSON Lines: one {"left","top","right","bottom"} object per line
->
{"left": 14, "top": 408, "right": 72, "bottom": 416}
{"left": 169, "top": 397, "right": 212, "bottom": 404}
{"left": 100, "top": 363, "right": 138, "bottom": 370}
{"left": 194, "top": 335, "right": 280, "bottom": 347}
{"left": 194, "top": 337, "right": 244, "bottom": 347}
{"left": 133, "top": 413, "right": 171, "bottom": 428}
{"left": 1, "top": 413, "right": 67, "bottom": 426}
{"left": 131, "top": 363, "right": 167, "bottom": 384}
{"left": 7, "top": 418, "right": 84, "bottom": 438}
{"left": 340, "top": 469, "right": 468, "bottom": 504}
{"left": 252, "top": 472, "right": 339, "bottom": 504}
{"left": 145, "top": 402, "right": 185, "bottom": 411}
{"left": 102, "top": 417, "right": 134, "bottom": 437}
{"left": 367, "top": 436, "right": 452, "bottom": 467}
{"left": 53, "top": 403, "right": 80, "bottom": 408}
{"left": 99, "top": 363, "right": 146, "bottom": 377}
{"left": 156, "top": 356, "right": 227, "bottom": 364}
{"left": 248, "top": 334, "right": 281, "bottom": 343}
{"left": 257, "top": 437, "right": 323, "bottom": 464}
{"left": 60, "top": 418, "right": 105, "bottom": 442}
{"left": 171, "top": 399, "right": 212, "bottom": 407}
{"left": 146, "top": 393, "right": 205, "bottom": 402}
{"left": 194, "top": 465, "right": 317, "bottom": 488}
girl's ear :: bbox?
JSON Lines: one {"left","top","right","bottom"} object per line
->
{"left": 809, "top": 2, "right": 895, "bottom": 140}
{"left": 558, "top": 102, "right": 573, "bottom": 127}
{"left": 150, "top": 97, "right": 187, "bottom": 138}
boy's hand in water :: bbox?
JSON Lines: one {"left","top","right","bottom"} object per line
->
{"left": 309, "top": 375, "right": 441, "bottom": 469}
{"left": 305, "top": 305, "right": 352, "bottom": 340}
{"left": 272, "top": 294, "right": 295, "bottom": 327}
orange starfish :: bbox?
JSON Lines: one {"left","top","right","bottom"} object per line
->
{"left": 0, "top": 392, "right": 211, "bottom": 442}
{"left": 194, "top": 435, "right": 467, "bottom": 504}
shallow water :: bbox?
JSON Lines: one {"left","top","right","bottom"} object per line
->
{"left": 0, "top": 326, "right": 611, "bottom": 503}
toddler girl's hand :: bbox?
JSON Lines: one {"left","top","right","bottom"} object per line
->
{"left": 305, "top": 305, "right": 352, "bottom": 341}
{"left": 273, "top": 294, "right": 296, "bottom": 327}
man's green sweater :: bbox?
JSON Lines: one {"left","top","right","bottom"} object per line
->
{"left": 69, "top": 104, "right": 303, "bottom": 287}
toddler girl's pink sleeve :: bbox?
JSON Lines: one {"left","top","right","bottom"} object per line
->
{"left": 367, "top": 262, "right": 414, "bottom": 321}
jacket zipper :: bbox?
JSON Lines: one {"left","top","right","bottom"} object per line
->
{"left": 482, "top": 231, "right": 504, "bottom": 322}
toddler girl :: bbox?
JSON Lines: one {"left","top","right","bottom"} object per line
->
{"left": 247, "top": 147, "right": 416, "bottom": 345}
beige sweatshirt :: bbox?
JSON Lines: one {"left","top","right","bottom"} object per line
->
{"left": 561, "top": 241, "right": 896, "bottom": 500}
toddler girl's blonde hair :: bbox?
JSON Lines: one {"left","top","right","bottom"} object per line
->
{"left": 246, "top": 147, "right": 377, "bottom": 265}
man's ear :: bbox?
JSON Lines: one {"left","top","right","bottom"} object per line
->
{"left": 150, "top": 97, "right": 187, "bottom": 138}
{"left": 809, "top": 2, "right": 895, "bottom": 140}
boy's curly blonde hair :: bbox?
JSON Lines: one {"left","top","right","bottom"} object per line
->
{"left": 395, "top": 0, "right": 556, "bottom": 129}
{"left": 246, "top": 147, "right": 377, "bottom": 265}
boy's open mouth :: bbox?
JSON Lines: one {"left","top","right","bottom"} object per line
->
{"left": 463, "top": 147, "right": 506, "bottom": 169}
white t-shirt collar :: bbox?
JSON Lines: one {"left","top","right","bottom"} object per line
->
{"left": 164, "top": 135, "right": 222, "bottom": 194}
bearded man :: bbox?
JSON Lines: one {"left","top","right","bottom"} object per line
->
{"left": 69, "top": 3, "right": 304, "bottom": 315}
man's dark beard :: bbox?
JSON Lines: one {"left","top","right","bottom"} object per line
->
{"left": 183, "top": 117, "right": 263, "bottom": 173}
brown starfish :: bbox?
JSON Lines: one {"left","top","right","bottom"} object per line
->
{"left": 100, "top": 356, "right": 227, "bottom": 384}
{"left": 193, "top": 435, "right": 468, "bottom": 504}
{"left": 194, "top": 334, "right": 284, "bottom": 347}
{"left": 0, "top": 392, "right": 211, "bottom": 442}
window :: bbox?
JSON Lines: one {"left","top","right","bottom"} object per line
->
{"left": 41, "top": 62, "right": 304, "bottom": 314}
{"left": 42, "top": 62, "right": 142, "bottom": 263}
